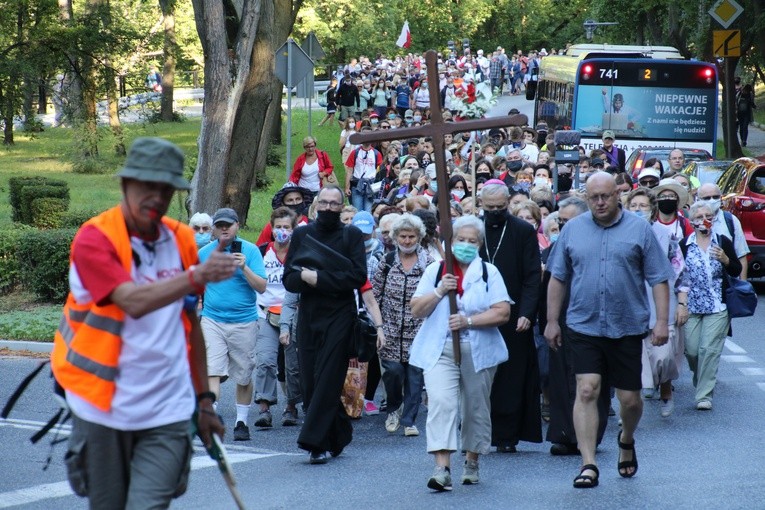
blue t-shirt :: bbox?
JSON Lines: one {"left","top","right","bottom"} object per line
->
{"left": 199, "top": 238, "right": 266, "bottom": 323}
{"left": 395, "top": 85, "right": 411, "bottom": 108}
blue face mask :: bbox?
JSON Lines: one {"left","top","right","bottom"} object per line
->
{"left": 430, "top": 181, "right": 438, "bottom": 193}
{"left": 364, "top": 238, "right": 375, "bottom": 249}
{"left": 634, "top": 209, "right": 651, "bottom": 221}
{"left": 452, "top": 242, "right": 479, "bottom": 264}
{"left": 549, "top": 233, "right": 559, "bottom": 243}
{"left": 195, "top": 232, "right": 211, "bottom": 248}
{"left": 274, "top": 228, "right": 292, "bottom": 244}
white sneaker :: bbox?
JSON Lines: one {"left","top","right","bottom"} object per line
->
{"left": 696, "top": 400, "right": 712, "bottom": 411}
{"left": 385, "top": 410, "right": 401, "bottom": 433}
{"left": 404, "top": 425, "right": 419, "bottom": 437}
{"left": 660, "top": 399, "right": 674, "bottom": 417}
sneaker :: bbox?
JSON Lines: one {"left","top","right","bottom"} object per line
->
{"left": 233, "top": 421, "right": 250, "bottom": 441}
{"left": 363, "top": 400, "right": 380, "bottom": 416}
{"left": 282, "top": 408, "right": 299, "bottom": 426}
{"left": 461, "top": 460, "right": 479, "bottom": 485}
{"left": 696, "top": 400, "right": 713, "bottom": 411}
{"left": 254, "top": 409, "right": 273, "bottom": 428}
{"left": 660, "top": 399, "right": 674, "bottom": 417}
{"left": 404, "top": 425, "right": 419, "bottom": 437}
{"left": 385, "top": 409, "right": 401, "bottom": 433}
{"left": 309, "top": 451, "right": 327, "bottom": 465}
{"left": 642, "top": 388, "right": 655, "bottom": 400}
{"left": 379, "top": 398, "right": 387, "bottom": 412}
{"left": 427, "top": 466, "right": 452, "bottom": 492}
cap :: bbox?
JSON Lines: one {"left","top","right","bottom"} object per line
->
{"left": 488, "top": 128, "right": 504, "bottom": 138}
{"left": 591, "top": 157, "right": 605, "bottom": 167}
{"left": 539, "top": 48, "right": 548, "bottom": 56}
{"left": 351, "top": 211, "right": 375, "bottom": 234}
{"left": 653, "top": 178, "right": 690, "bottom": 208}
{"left": 602, "top": 130, "right": 615, "bottom": 140}
{"left": 405, "top": 109, "right": 414, "bottom": 119}
{"left": 535, "top": 123, "right": 549, "bottom": 132}
{"left": 212, "top": 207, "right": 238, "bottom": 225}
{"left": 117, "top": 137, "right": 190, "bottom": 190}
{"left": 370, "top": 112, "right": 379, "bottom": 118}
{"left": 407, "top": 138, "right": 420, "bottom": 146}
{"left": 637, "top": 168, "right": 661, "bottom": 182}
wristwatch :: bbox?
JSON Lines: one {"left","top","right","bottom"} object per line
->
{"left": 466, "top": 316, "right": 473, "bottom": 328}
{"left": 677, "top": 302, "right": 687, "bottom": 307}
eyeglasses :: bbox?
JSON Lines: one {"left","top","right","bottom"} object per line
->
{"left": 699, "top": 194, "right": 722, "bottom": 200}
{"left": 303, "top": 144, "right": 316, "bottom": 149}
{"left": 657, "top": 194, "right": 677, "bottom": 200}
{"left": 192, "top": 225, "right": 211, "bottom": 233}
{"left": 587, "top": 192, "right": 616, "bottom": 203}
{"left": 639, "top": 179, "right": 659, "bottom": 187}
{"left": 214, "top": 222, "right": 233, "bottom": 229}
{"left": 380, "top": 125, "right": 391, "bottom": 129}
{"left": 317, "top": 200, "right": 343, "bottom": 209}
{"left": 556, "top": 217, "right": 569, "bottom": 227}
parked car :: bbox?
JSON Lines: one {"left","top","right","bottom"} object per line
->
{"left": 682, "top": 160, "right": 734, "bottom": 187}
{"left": 717, "top": 157, "right": 765, "bottom": 278}
{"left": 625, "top": 147, "right": 714, "bottom": 180}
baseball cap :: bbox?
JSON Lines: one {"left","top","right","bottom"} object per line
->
{"left": 117, "top": 137, "right": 190, "bottom": 190}
{"left": 405, "top": 109, "right": 414, "bottom": 119}
{"left": 591, "top": 157, "right": 605, "bottom": 167}
{"left": 351, "top": 211, "right": 375, "bottom": 234}
{"left": 369, "top": 112, "right": 379, "bottom": 119}
{"left": 602, "top": 130, "right": 615, "bottom": 140}
{"left": 212, "top": 207, "right": 239, "bottom": 225}
{"left": 407, "top": 138, "right": 420, "bottom": 146}
{"left": 637, "top": 168, "right": 661, "bottom": 182}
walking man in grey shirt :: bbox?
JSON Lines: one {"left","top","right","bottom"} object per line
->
{"left": 544, "top": 172, "right": 672, "bottom": 489}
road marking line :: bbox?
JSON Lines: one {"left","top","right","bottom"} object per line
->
{"left": 738, "top": 367, "right": 765, "bottom": 376}
{"left": 721, "top": 355, "right": 755, "bottom": 363}
{"left": 0, "top": 445, "right": 287, "bottom": 508}
{"left": 725, "top": 340, "right": 746, "bottom": 354}
{"left": 0, "top": 418, "right": 71, "bottom": 436}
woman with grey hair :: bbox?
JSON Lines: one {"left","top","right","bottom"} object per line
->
{"left": 372, "top": 213, "right": 435, "bottom": 437}
{"left": 190, "top": 212, "right": 213, "bottom": 248}
{"left": 410, "top": 215, "right": 512, "bottom": 491}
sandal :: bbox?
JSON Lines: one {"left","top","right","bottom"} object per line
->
{"left": 617, "top": 430, "right": 638, "bottom": 478}
{"left": 573, "top": 464, "right": 599, "bottom": 488}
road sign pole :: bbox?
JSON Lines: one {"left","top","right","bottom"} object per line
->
{"left": 286, "top": 40, "right": 293, "bottom": 182}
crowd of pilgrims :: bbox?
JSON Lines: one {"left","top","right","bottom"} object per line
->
{"left": 188, "top": 50, "right": 749, "bottom": 491}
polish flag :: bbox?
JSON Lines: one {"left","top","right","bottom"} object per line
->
{"left": 396, "top": 21, "right": 411, "bottom": 48}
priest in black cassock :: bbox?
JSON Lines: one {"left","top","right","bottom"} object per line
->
{"left": 478, "top": 181, "right": 543, "bottom": 452}
{"left": 283, "top": 186, "right": 368, "bottom": 464}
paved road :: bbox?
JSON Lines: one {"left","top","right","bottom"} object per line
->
{"left": 1, "top": 285, "right": 764, "bottom": 509}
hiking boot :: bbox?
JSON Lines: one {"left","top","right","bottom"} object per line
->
{"left": 254, "top": 409, "right": 273, "bottom": 428}
{"left": 461, "top": 460, "right": 479, "bottom": 485}
{"left": 233, "top": 421, "right": 250, "bottom": 441}
{"left": 282, "top": 408, "right": 299, "bottom": 426}
{"left": 427, "top": 465, "right": 452, "bottom": 492}
{"left": 385, "top": 409, "right": 401, "bottom": 433}
{"left": 363, "top": 400, "right": 380, "bottom": 416}
{"left": 404, "top": 425, "right": 419, "bottom": 437}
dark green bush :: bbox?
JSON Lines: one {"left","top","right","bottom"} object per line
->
{"left": 17, "top": 228, "right": 77, "bottom": 302}
{"left": 9, "top": 177, "right": 69, "bottom": 224}
{"left": 32, "top": 198, "right": 68, "bottom": 229}
{"left": 0, "top": 226, "right": 35, "bottom": 295}
{"left": 19, "top": 185, "right": 70, "bottom": 225}
{"left": 60, "top": 209, "right": 103, "bottom": 229}
{"left": 9, "top": 177, "right": 52, "bottom": 222}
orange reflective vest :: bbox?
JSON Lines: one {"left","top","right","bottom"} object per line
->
{"left": 51, "top": 206, "right": 198, "bottom": 412}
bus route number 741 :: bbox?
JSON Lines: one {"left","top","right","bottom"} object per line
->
{"left": 599, "top": 68, "right": 618, "bottom": 80}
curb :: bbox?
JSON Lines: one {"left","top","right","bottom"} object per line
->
{"left": 0, "top": 340, "right": 53, "bottom": 354}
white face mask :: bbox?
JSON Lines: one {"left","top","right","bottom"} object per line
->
{"left": 398, "top": 243, "right": 418, "bottom": 254}
{"left": 453, "top": 189, "right": 466, "bottom": 200}
{"left": 533, "top": 176, "right": 549, "bottom": 187}
{"left": 701, "top": 197, "right": 721, "bottom": 214}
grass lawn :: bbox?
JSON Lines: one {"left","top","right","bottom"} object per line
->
{"left": 0, "top": 107, "right": 347, "bottom": 340}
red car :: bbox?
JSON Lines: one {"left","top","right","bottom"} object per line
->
{"left": 717, "top": 157, "right": 765, "bottom": 278}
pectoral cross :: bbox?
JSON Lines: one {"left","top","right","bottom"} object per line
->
{"left": 350, "top": 50, "right": 516, "bottom": 364}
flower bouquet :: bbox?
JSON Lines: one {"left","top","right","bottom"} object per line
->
{"left": 454, "top": 81, "right": 498, "bottom": 120}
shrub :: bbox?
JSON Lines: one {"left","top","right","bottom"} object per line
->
{"left": 17, "top": 228, "right": 77, "bottom": 302}
{"left": 0, "top": 226, "right": 35, "bottom": 295}
{"left": 9, "top": 177, "right": 57, "bottom": 222}
{"left": 32, "top": 198, "right": 68, "bottom": 229}
{"left": 72, "top": 156, "right": 111, "bottom": 174}
{"left": 19, "top": 185, "right": 70, "bottom": 225}
{"left": 60, "top": 209, "right": 103, "bottom": 229}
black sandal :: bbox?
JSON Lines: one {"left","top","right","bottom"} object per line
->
{"left": 617, "top": 430, "right": 638, "bottom": 478}
{"left": 573, "top": 464, "right": 599, "bottom": 488}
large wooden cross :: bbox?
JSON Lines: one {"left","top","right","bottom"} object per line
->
{"left": 350, "top": 50, "right": 516, "bottom": 364}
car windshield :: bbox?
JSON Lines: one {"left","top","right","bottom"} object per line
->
{"left": 750, "top": 168, "right": 765, "bottom": 195}
{"left": 696, "top": 163, "right": 728, "bottom": 185}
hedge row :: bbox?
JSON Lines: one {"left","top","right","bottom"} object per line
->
{"left": 9, "top": 176, "right": 70, "bottom": 226}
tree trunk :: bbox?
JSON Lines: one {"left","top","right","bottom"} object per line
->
{"left": 58, "top": 0, "right": 84, "bottom": 126}
{"left": 100, "top": 0, "right": 125, "bottom": 155}
{"left": 0, "top": 82, "right": 14, "bottom": 145}
{"left": 159, "top": 0, "right": 177, "bottom": 122}
{"left": 188, "top": 0, "right": 262, "bottom": 215}
{"left": 720, "top": 57, "right": 744, "bottom": 159}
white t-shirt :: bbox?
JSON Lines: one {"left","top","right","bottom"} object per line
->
{"left": 257, "top": 243, "right": 286, "bottom": 318}
{"left": 66, "top": 227, "right": 195, "bottom": 430}
{"left": 299, "top": 158, "right": 321, "bottom": 192}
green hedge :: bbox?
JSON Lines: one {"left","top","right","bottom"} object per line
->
{"left": 19, "top": 185, "right": 70, "bottom": 226}
{"left": 8, "top": 177, "right": 68, "bottom": 223}
{"left": 16, "top": 228, "right": 77, "bottom": 302}
{"left": 0, "top": 226, "right": 35, "bottom": 295}
{"left": 32, "top": 198, "right": 69, "bottom": 229}
{"left": 60, "top": 209, "right": 103, "bottom": 229}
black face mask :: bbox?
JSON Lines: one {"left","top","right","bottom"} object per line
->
{"left": 483, "top": 209, "right": 507, "bottom": 227}
{"left": 285, "top": 203, "right": 305, "bottom": 216}
{"left": 557, "top": 174, "right": 573, "bottom": 192}
{"left": 507, "top": 160, "right": 523, "bottom": 172}
{"left": 316, "top": 209, "right": 341, "bottom": 228}
{"left": 657, "top": 198, "right": 678, "bottom": 215}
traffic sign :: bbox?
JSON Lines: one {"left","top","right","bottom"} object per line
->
{"left": 274, "top": 39, "right": 313, "bottom": 89}
{"left": 713, "top": 29, "right": 741, "bottom": 57}
{"left": 301, "top": 32, "right": 326, "bottom": 61}
{"left": 709, "top": 0, "right": 743, "bottom": 29}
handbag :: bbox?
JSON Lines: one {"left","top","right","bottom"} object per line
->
{"left": 725, "top": 273, "right": 758, "bottom": 318}
{"left": 317, "top": 91, "right": 328, "bottom": 108}
{"left": 353, "top": 309, "right": 378, "bottom": 363}
{"left": 340, "top": 359, "right": 368, "bottom": 418}
{"left": 321, "top": 172, "right": 338, "bottom": 186}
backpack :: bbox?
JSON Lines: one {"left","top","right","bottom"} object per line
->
{"left": 723, "top": 211, "right": 736, "bottom": 246}
{"left": 737, "top": 92, "right": 749, "bottom": 114}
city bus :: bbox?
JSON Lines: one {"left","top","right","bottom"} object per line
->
{"left": 532, "top": 44, "right": 718, "bottom": 157}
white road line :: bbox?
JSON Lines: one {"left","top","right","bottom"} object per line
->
{"left": 725, "top": 340, "right": 747, "bottom": 354}
{"left": 738, "top": 367, "right": 765, "bottom": 376}
{"left": 0, "top": 418, "right": 71, "bottom": 436}
{"left": 721, "top": 355, "right": 755, "bottom": 363}
{"left": 0, "top": 446, "right": 285, "bottom": 508}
